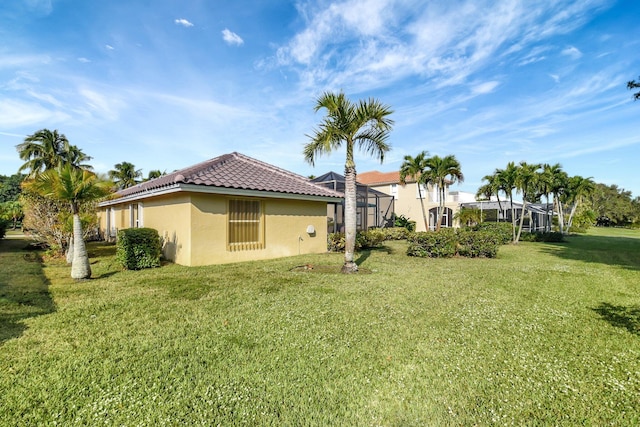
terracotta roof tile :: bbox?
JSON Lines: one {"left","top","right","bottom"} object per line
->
{"left": 116, "top": 152, "right": 342, "bottom": 199}
{"left": 357, "top": 170, "right": 410, "bottom": 185}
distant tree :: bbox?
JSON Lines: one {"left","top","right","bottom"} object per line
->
{"left": 495, "top": 162, "right": 519, "bottom": 242}
{"left": 564, "top": 176, "right": 596, "bottom": 232}
{"left": 146, "top": 170, "right": 165, "bottom": 181}
{"left": 0, "top": 173, "right": 25, "bottom": 203}
{"left": 16, "top": 129, "right": 92, "bottom": 177}
{"left": 422, "top": 155, "right": 463, "bottom": 231}
{"left": 454, "top": 207, "right": 483, "bottom": 227}
{"left": 304, "top": 91, "right": 393, "bottom": 273}
{"left": 399, "top": 151, "right": 430, "bottom": 231}
{"left": 23, "top": 164, "right": 112, "bottom": 279}
{"left": 589, "top": 183, "right": 636, "bottom": 226}
{"left": 109, "top": 162, "right": 142, "bottom": 189}
{"left": 476, "top": 173, "right": 504, "bottom": 221}
{"left": 0, "top": 201, "right": 23, "bottom": 230}
{"left": 628, "top": 76, "right": 640, "bottom": 100}
{"left": 514, "top": 162, "right": 542, "bottom": 243}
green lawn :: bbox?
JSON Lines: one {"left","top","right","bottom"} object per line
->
{"left": 1, "top": 228, "right": 639, "bottom": 426}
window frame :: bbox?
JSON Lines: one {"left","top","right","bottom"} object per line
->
{"left": 227, "top": 198, "right": 265, "bottom": 251}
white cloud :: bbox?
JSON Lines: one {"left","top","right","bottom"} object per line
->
{"left": 222, "top": 29, "right": 244, "bottom": 46}
{"left": 549, "top": 74, "right": 560, "bottom": 83}
{"left": 0, "top": 99, "right": 69, "bottom": 128}
{"left": 105, "top": 44, "right": 114, "bottom": 50}
{"left": 472, "top": 81, "right": 500, "bottom": 95}
{"left": 561, "top": 46, "right": 583, "bottom": 59}
{"left": 175, "top": 18, "right": 194, "bottom": 27}
{"left": 78, "top": 57, "right": 91, "bottom": 63}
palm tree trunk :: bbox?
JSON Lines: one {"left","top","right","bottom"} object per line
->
{"left": 342, "top": 166, "right": 358, "bottom": 273}
{"left": 436, "top": 185, "right": 446, "bottom": 231}
{"left": 515, "top": 200, "right": 527, "bottom": 243}
{"left": 66, "top": 236, "right": 74, "bottom": 264}
{"left": 417, "top": 185, "right": 428, "bottom": 232}
{"left": 557, "top": 196, "right": 566, "bottom": 234}
{"left": 71, "top": 213, "right": 92, "bottom": 279}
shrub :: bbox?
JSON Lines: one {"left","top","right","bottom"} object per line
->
{"left": 407, "top": 229, "right": 458, "bottom": 258}
{"left": 116, "top": 228, "right": 162, "bottom": 270}
{"left": 407, "top": 228, "right": 501, "bottom": 258}
{"left": 327, "top": 229, "right": 387, "bottom": 252}
{"left": 519, "top": 231, "right": 565, "bottom": 243}
{"left": 394, "top": 214, "right": 416, "bottom": 232}
{"left": 472, "top": 222, "right": 513, "bottom": 244}
{"left": 457, "top": 229, "right": 501, "bottom": 258}
{"left": 380, "top": 227, "right": 410, "bottom": 240}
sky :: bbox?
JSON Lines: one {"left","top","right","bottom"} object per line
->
{"left": 2, "top": 0, "right": 640, "bottom": 198}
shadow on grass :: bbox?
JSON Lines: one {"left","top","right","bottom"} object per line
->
{"left": 539, "top": 233, "right": 640, "bottom": 271}
{"left": 0, "top": 237, "right": 56, "bottom": 345}
{"left": 593, "top": 302, "right": 640, "bottom": 336}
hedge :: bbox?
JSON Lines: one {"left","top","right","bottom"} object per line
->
{"left": 407, "top": 228, "right": 501, "bottom": 258}
{"left": 116, "top": 228, "right": 162, "bottom": 270}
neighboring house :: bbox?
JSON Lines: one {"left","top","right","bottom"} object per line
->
{"left": 460, "top": 200, "right": 550, "bottom": 232}
{"left": 357, "top": 170, "right": 461, "bottom": 232}
{"left": 98, "top": 152, "right": 342, "bottom": 266}
{"left": 311, "top": 171, "right": 395, "bottom": 233}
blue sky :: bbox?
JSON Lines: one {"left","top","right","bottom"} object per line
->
{"left": 2, "top": 0, "right": 639, "bottom": 197}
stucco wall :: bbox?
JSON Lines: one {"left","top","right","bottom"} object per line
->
{"left": 100, "top": 192, "right": 330, "bottom": 267}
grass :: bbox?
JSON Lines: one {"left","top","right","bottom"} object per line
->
{"left": 1, "top": 228, "right": 639, "bottom": 425}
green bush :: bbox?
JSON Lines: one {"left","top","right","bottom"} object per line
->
{"left": 407, "top": 228, "right": 501, "bottom": 258}
{"left": 327, "top": 229, "right": 387, "bottom": 252}
{"left": 519, "top": 231, "right": 565, "bottom": 243}
{"left": 457, "top": 229, "right": 501, "bottom": 258}
{"left": 380, "top": 227, "right": 410, "bottom": 240}
{"left": 394, "top": 214, "right": 416, "bottom": 232}
{"left": 407, "top": 229, "right": 458, "bottom": 258}
{"left": 116, "top": 228, "right": 162, "bottom": 270}
{"left": 472, "top": 222, "right": 513, "bottom": 244}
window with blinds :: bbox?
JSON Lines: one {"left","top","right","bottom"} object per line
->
{"left": 228, "top": 199, "right": 264, "bottom": 251}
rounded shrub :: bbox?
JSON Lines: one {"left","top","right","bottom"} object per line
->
{"left": 116, "top": 228, "right": 162, "bottom": 270}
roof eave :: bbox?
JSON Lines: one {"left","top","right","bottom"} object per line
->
{"left": 98, "top": 183, "right": 342, "bottom": 207}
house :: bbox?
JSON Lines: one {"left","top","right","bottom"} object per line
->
{"left": 97, "top": 152, "right": 342, "bottom": 266}
{"left": 357, "top": 170, "right": 461, "bottom": 232}
{"left": 460, "top": 200, "right": 551, "bottom": 232}
{"left": 311, "top": 171, "right": 395, "bottom": 233}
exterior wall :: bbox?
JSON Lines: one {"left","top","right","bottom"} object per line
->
{"left": 369, "top": 182, "right": 461, "bottom": 231}
{"left": 100, "top": 192, "right": 330, "bottom": 267}
{"left": 189, "top": 195, "right": 328, "bottom": 266}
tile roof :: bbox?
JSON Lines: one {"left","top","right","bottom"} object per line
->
{"left": 357, "top": 170, "right": 409, "bottom": 185}
{"left": 116, "top": 152, "right": 342, "bottom": 200}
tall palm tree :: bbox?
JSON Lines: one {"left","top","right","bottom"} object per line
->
{"left": 109, "top": 162, "right": 143, "bottom": 189}
{"left": 564, "top": 175, "right": 595, "bottom": 233}
{"left": 422, "top": 154, "right": 463, "bottom": 231}
{"left": 539, "top": 163, "right": 560, "bottom": 232}
{"left": 495, "top": 162, "right": 519, "bottom": 242}
{"left": 399, "top": 151, "right": 429, "bottom": 231}
{"left": 23, "top": 164, "right": 112, "bottom": 279}
{"left": 514, "top": 162, "right": 542, "bottom": 243}
{"left": 16, "top": 129, "right": 92, "bottom": 176}
{"left": 476, "top": 173, "right": 504, "bottom": 222}
{"left": 304, "top": 91, "right": 394, "bottom": 273}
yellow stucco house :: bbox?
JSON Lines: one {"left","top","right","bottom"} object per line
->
{"left": 97, "top": 152, "right": 342, "bottom": 266}
{"left": 357, "top": 170, "right": 463, "bottom": 232}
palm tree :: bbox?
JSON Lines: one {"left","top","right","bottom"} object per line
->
{"left": 476, "top": 173, "right": 504, "bottom": 222}
{"left": 304, "top": 91, "right": 394, "bottom": 273}
{"left": 422, "top": 155, "right": 463, "bottom": 231}
{"left": 399, "top": 151, "right": 429, "bottom": 231}
{"left": 23, "top": 164, "right": 112, "bottom": 279}
{"left": 539, "top": 163, "right": 561, "bottom": 232}
{"left": 495, "top": 162, "right": 519, "bottom": 242}
{"left": 146, "top": 170, "right": 165, "bottom": 181}
{"left": 514, "top": 162, "right": 542, "bottom": 243}
{"left": 109, "top": 162, "right": 142, "bottom": 189}
{"left": 16, "top": 129, "right": 92, "bottom": 176}
{"left": 564, "top": 175, "right": 595, "bottom": 233}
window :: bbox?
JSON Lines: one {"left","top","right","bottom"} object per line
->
{"left": 390, "top": 183, "right": 398, "bottom": 200}
{"left": 228, "top": 199, "right": 264, "bottom": 251}
{"left": 128, "top": 203, "right": 143, "bottom": 228}
{"left": 416, "top": 183, "right": 427, "bottom": 199}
